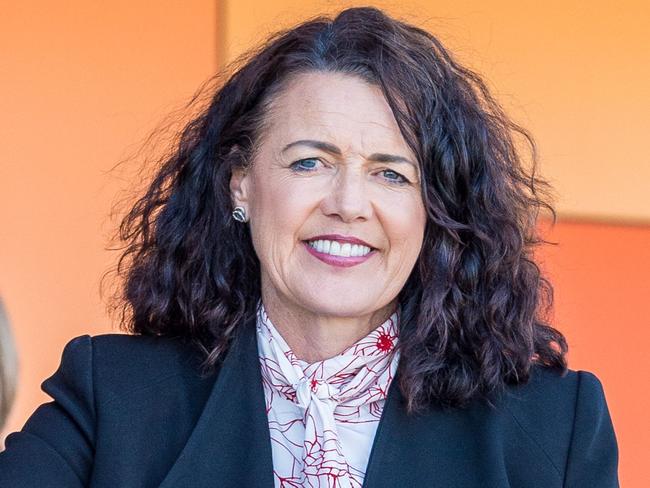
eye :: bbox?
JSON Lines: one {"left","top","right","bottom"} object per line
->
{"left": 380, "top": 169, "right": 410, "bottom": 185}
{"left": 289, "top": 158, "right": 321, "bottom": 172}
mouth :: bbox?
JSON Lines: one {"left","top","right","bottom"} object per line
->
{"left": 301, "top": 237, "right": 376, "bottom": 258}
{"left": 301, "top": 238, "right": 378, "bottom": 268}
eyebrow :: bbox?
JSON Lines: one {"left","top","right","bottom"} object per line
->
{"left": 281, "top": 139, "right": 418, "bottom": 169}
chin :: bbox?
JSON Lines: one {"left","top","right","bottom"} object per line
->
{"left": 299, "top": 293, "right": 383, "bottom": 317}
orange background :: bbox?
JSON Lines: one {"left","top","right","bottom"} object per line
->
{"left": 1, "top": 1, "right": 648, "bottom": 485}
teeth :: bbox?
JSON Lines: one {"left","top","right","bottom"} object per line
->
{"left": 340, "top": 243, "right": 351, "bottom": 257}
{"left": 308, "top": 239, "right": 372, "bottom": 257}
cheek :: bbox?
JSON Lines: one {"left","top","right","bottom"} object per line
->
{"left": 381, "top": 194, "right": 426, "bottom": 256}
{"left": 252, "top": 175, "right": 315, "bottom": 245}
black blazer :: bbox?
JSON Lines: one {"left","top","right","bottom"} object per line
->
{"left": 0, "top": 315, "right": 619, "bottom": 487}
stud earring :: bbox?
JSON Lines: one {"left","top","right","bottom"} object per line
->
{"left": 232, "top": 206, "right": 248, "bottom": 223}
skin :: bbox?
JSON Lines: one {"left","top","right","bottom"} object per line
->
{"left": 230, "top": 71, "right": 426, "bottom": 362}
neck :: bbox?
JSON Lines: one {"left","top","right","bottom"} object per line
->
{"left": 260, "top": 288, "right": 398, "bottom": 363}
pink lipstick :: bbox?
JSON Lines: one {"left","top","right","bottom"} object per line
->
{"left": 302, "top": 240, "right": 377, "bottom": 268}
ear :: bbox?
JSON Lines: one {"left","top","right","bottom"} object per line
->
{"left": 229, "top": 144, "right": 251, "bottom": 209}
{"left": 230, "top": 164, "right": 251, "bottom": 208}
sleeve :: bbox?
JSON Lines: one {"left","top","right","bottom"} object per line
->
{"left": 563, "top": 370, "right": 619, "bottom": 487}
{"left": 0, "top": 335, "right": 95, "bottom": 487}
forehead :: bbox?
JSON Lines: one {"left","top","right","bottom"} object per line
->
{"left": 262, "top": 71, "right": 412, "bottom": 156}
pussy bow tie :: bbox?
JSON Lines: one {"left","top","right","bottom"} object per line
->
{"left": 256, "top": 304, "right": 400, "bottom": 487}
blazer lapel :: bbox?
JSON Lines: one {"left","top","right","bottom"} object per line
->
{"left": 158, "top": 315, "right": 274, "bottom": 487}
{"left": 363, "top": 377, "right": 516, "bottom": 488}
{"left": 362, "top": 381, "right": 469, "bottom": 487}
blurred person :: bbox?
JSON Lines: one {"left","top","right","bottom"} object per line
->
{"left": 0, "top": 7, "right": 618, "bottom": 487}
{"left": 0, "top": 296, "right": 18, "bottom": 440}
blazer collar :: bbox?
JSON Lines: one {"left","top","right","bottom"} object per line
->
{"left": 158, "top": 314, "right": 274, "bottom": 487}
{"left": 158, "top": 311, "right": 526, "bottom": 487}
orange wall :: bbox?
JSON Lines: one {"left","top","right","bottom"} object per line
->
{"left": 537, "top": 220, "right": 649, "bottom": 486}
{"left": 0, "top": 0, "right": 218, "bottom": 438}
{"left": 1, "top": 1, "right": 648, "bottom": 486}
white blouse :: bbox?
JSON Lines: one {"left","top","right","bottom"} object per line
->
{"left": 256, "top": 302, "right": 401, "bottom": 488}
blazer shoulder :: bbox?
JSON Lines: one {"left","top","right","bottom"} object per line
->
{"left": 502, "top": 364, "right": 583, "bottom": 424}
{"left": 500, "top": 365, "right": 617, "bottom": 484}
{"left": 90, "top": 332, "right": 203, "bottom": 367}
{"left": 57, "top": 333, "right": 212, "bottom": 407}
{"left": 507, "top": 365, "right": 610, "bottom": 409}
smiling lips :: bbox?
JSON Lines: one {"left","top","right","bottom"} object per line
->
{"left": 303, "top": 238, "right": 377, "bottom": 268}
{"left": 308, "top": 238, "right": 372, "bottom": 256}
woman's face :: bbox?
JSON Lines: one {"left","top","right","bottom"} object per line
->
{"left": 230, "top": 71, "right": 426, "bottom": 319}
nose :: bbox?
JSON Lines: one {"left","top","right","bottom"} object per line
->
{"left": 320, "top": 165, "right": 373, "bottom": 223}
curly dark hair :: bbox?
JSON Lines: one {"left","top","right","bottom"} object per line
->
{"left": 105, "top": 6, "right": 568, "bottom": 413}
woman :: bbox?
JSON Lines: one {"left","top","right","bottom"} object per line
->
{"left": 0, "top": 6, "right": 618, "bottom": 487}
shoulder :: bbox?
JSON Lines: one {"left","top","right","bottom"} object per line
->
{"left": 501, "top": 364, "right": 609, "bottom": 431}
{"left": 60, "top": 333, "right": 205, "bottom": 372}
{"left": 51, "top": 333, "right": 213, "bottom": 407}
{"left": 504, "top": 364, "right": 608, "bottom": 413}
{"left": 0, "top": 334, "right": 218, "bottom": 484}
{"left": 496, "top": 364, "right": 616, "bottom": 482}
